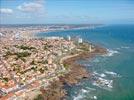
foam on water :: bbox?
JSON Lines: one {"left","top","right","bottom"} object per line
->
{"left": 93, "top": 96, "right": 97, "bottom": 100}
{"left": 73, "top": 88, "right": 97, "bottom": 100}
{"left": 116, "top": 47, "right": 121, "bottom": 50}
{"left": 121, "top": 46, "right": 130, "bottom": 49}
{"left": 93, "top": 71, "right": 106, "bottom": 78}
{"left": 105, "top": 70, "right": 117, "bottom": 75}
{"left": 91, "top": 71, "right": 118, "bottom": 91}
{"left": 73, "top": 89, "right": 87, "bottom": 100}
{"left": 103, "top": 49, "right": 119, "bottom": 57}
{"left": 91, "top": 70, "right": 122, "bottom": 92}
{"left": 104, "top": 70, "right": 121, "bottom": 77}
{"left": 81, "top": 89, "right": 88, "bottom": 93}
{"left": 73, "top": 94, "right": 83, "bottom": 100}
{"left": 86, "top": 87, "right": 96, "bottom": 91}
{"left": 92, "top": 78, "right": 113, "bottom": 91}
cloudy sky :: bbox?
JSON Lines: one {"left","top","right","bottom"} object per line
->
{"left": 0, "top": 0, "right": 134, "bottom": 24}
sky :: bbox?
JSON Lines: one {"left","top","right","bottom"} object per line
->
{"left": 0, "top": 0, "right": 134, "bottom": 24}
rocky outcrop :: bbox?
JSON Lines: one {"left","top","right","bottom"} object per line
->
{"left": 37, "top": 46, "right": 107, "bottom": 100}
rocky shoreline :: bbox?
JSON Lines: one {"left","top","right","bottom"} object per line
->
{"left": 36, "top": 46, "right": 107, "bottom": 100}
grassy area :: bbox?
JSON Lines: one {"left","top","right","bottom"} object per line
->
{"left": 43, "top": 44, "right": 53, "bottom": 50}
{"left": 0, "top": 77, "right": 9, "bottom": 83}
{"left": 15, "top": 45, "right": 36, "bottom": 50}
{"left": 34, "top": 94, "right": 44, "bottom": 100}
{"left": 4, "top": 51, "right": 14, "bottom": 58}
{"left": 37, "top": 60, "right": 48, "bottom": 64}
{"left": 63, "top": 63, "right": 69, "bottom": 69}
{"left": 4, "top": 51, "right": 31, "bottom": 59}
{"left": 15, "top": 52, "right": 31, "bottom": 58}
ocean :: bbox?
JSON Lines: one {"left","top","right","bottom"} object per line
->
{"left": 37, "top": 24, "right": 134, "bottom": 100}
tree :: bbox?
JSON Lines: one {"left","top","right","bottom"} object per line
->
{"left": 34, "top": 94, "right": 44, "bottom": 100}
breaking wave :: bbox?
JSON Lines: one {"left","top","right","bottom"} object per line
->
{"left": 103, "top": 49, "right": 119, "bottom": 57}
{"left": 73, "top": 89, "right": 87, "bottom": 100}
{"left": 73, "top": 88, "right": 97, "bottom": 100}
{"left": 104, "top": 70, "right": 121, "bottom": 77}
{"left": 121, "top": 46, "right": 130, "bottom": 49}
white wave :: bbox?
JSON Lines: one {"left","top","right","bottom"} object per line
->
{"left": 104, "top": 70, "right": 121, "bottom": 77}
{"left": 93, "top": 96, "right": 97, "bottom": 100}
{"left": 116, "top": 48, "right": 121, "bottom": 50}
{"left": 100, "top": 73, "right": 106, "bottom": 77}
{"left": 92, "top": 82, "right": 112, "bottom": 91}
{"left": 92, "top": 77, "right": 113, "bottom": 91}
{"left": 116, "top": 46, "right": 130, "bottom": 50}
{"left": 103, "top": 49, "right": 119, "bottom": 57}
{"left": 105, "top": 71, "right": 117, "bottom": 76}
{"left": 121, "top": 46, "right": 130, "bottom": 49}
{"left": 93, "top": 71, "right": 106, "bottom": 78}
{"left": 90, "top": 95, "right": 98, "bottom": 100}
{"left": 73, "top": 94, "right": 83, "bottom": 100}
{"left": 86, "top": 87, "right": 96, "bottom": 91}
{"left": 81, "top": 89, "right": 88, "bottom": 93}
{"left": 73, "top": 88, "right": 97, "bottom": 100}
{"left": 73, "top": 89, "right": 87, "bottom": 100}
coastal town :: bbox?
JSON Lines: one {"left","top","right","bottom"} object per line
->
{"left": 1, "top": 0, "right": 133, "bottom": 99}
{"left": 0, "top": 26, "right": 103, "bottom": 100}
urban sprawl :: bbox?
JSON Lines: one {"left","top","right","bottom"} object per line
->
{"left": 0, "top": 25, "right": 95, "bottom": 100}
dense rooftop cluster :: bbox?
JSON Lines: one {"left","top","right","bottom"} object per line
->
{"left": 0, "top": 26, "right": 94, "bottom": 100}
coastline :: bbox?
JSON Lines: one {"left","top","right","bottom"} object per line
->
{"left": 37, "top": 46, "right": 107, "bottom": 100}
{"left": 0, "top": 24, "right": 107, "bottom": 100}
{"left": 19, "top": 26, "right": 101, "bottom": 39}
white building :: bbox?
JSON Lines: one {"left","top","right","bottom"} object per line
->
{"left": 67, "top": 35, "right": 71, "bottom": 41}
{"left": 78, "top": 38, "right": 83, "bottom": 43}
{"left": 0, "top": 33, "right": 3, "bottom": 37}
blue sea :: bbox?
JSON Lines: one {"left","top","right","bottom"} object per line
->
{"left": 37, "top": 25, "right": 134, "bottom": 100}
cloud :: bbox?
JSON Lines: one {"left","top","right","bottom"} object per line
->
{"left": 0, "top": 8, "right": 13, "bottom": 14}
{"left": 17, "top": 2, "right": 44, "bottom": 13}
